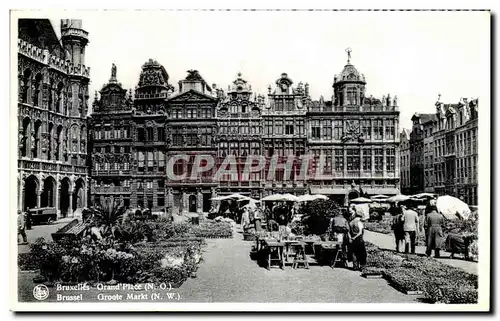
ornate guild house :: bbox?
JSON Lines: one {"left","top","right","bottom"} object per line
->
{"left": 17, "top": 19, "right": 90, "bottom": 217}
{"left": 307, "top": 51, "right": 400, "bottom": 204}
{"left": 90, "top": 50, "right": 401, "bottom": 213}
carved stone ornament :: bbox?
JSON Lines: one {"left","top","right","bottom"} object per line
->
{"left": 341, "top": 120, "right": 363, "bottom": 143}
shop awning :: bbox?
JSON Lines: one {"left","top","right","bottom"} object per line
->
{"left": 310, "top": 188, "right": 346, "bottom": 195}
{"left": 364, "top": 188, "right": 400, "bottom": 196}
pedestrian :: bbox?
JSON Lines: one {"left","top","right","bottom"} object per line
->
{"left": 241, "top": 207, "right": 251, "bottom": 231}
{"left": 391, "top": 206, "right": 405, "bottom": 252}
{"left": 424, "top": 202, "right": 445, "bottom": 258}
{"left": 25, "top": 207, "right": 32, "bottom": 230}
{"left": 401, "top": 204, "right": 419, "bottom": 254}
{"left": 17, "top": 210, "right": 28, "bottom": 244}
{"left": 348, "top": 212, "right": 367, "bottom": 270}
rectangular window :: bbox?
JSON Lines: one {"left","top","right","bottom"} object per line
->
{"left": 146, "top": 128, "right": 154, "bottom": 141}
{"left": 324, "top": 150, "right": 332, "bottom": 175}
{"left": 157, "top": 128, "right": 165, "bottom": 142}
{"left": 251, "top": 142, "right": 260, "bottom": 155}
{"left": 363, "top": 150, "right": 372, "bottom": 171}
{"left": 138, "top": 151, "right": 145, "bottom": 171}
{"left": 374, "top": 148, "right": 384, "bottom": 171}
{"left": 285, "top": 120, "right": 294, "bottom": 135}
{"left": 386, "top": 148, "right": 395, "bottom": 171}
{"left": 114, "top": 129, "right": 120, "bottom": 139}
{"left": 361, "top": 120, "right": 371, "bottom": 140}
{"left": 114, "top": 146, "right": 120, "bottom": 153}
{"left": 275, "top": 99, "right": 284, "bottom": 112}
{"left": 158, "top": 151, "right": 165, "bottom": 172}
{"left": 333, "top": 120, "right": 343, "bottom": 140}
{"left": 297, "top": 119, "right": 305, "bottom": 135}
{"left": 230, "top": 142, "right": 238, "bottom": 156}
{"left": 385, "top": 119, "right": 395, "bottom": 140}
{"left": 346, "top": 149, "right": 360, "bottom": 171}
{"left": 311, "top": 120, "right": 320, "bottom": 140}
{"left": 374, "top": 120, "right": 383, "bottom": 140}
{"left": 147, "top": 151, "right": 154, "bottom": 171}
{"left": 265, "top": 120, "right": 273, "bottom": 135}
{"left": 157, "top": 197, "right": 165, "bottom": 207}
{"left": 275, "top": 120, "right": 283, "bottom": 135}
{"left": 240, "top": 142, "right": 250, "bottom": 156}
{"left": 334, "top": 149, "right": 344, "bottom": 172}
{"left": 322, "top": 120, "right": 332, "bottom": 140}
{"left": 347, "top": 88, "right": 357, "bottom": 105}
{"left": 173, "top": 134, "right": 182, "bottom": 146}
{"left": 138, "top": 128, "right": 145, "bottom": 142}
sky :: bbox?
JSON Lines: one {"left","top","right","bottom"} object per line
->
{"left": 46, "top": 10, "right": 490, "bottom": 130}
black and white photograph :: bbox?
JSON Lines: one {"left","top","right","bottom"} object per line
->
{"left": 9, "top": 8, "right": 491, "bottom": 312}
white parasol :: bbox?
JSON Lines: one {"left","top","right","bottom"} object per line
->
{"left": 436, "top": 195, "right": 472, "bottom": 220}
{"left": 370, "top": 194, "right": 389, "bottom": 200}
{"left": 350, "top": 197, "right": 373, "bottom": 204}
{"left": 260, "top": 194, "right": 284, "bottom": 202}
{"left": 387, "top": 194, "right": 410, "bottom": 203}
{"left": 412, "top": 193, "right": 437, "bottom": 200}
{"left": 282, "top": 193, "right": 299, "bottom": 202}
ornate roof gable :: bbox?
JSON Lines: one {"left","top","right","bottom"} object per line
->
{"left": 167, "top": 89, "right": 218, "bottom": 103}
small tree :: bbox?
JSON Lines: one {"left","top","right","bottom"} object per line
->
{"left": 301, "top": 199, "right": 343, "bottom": 236}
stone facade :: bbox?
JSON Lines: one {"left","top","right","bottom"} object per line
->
{"left": 308, "top": 60, "right": 400, "bottom": 204}
{"left": 17, "top": 19, "right": 90, "bottom": 217}
{"left": 399, "top": 129, "right": 411, "bottom": 195}
{"left": 410, "top": 113, "right": 437, "bottom": 194}
{"left": 90, "top": 52, "right": 402, "bottom": 212}
{"left": 434, "top": 97, "right": 478, "bottom": 205}
{"left": 217, "top": 73, "right": 264, "bottom": 200}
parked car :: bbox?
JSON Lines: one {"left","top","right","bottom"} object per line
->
{"left": 27, "top": 207, "right": 57, "bottom": 225}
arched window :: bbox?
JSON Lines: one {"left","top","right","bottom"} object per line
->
{"left": 56, "top": 83, "right": 64, "bottom": 114}
{"left": 33, "top": 73, "right": 43, "bottom": 107}
{"left": 20, "top": 69, "right": 32, "bottom": 104}
{"left": 20, "top": 117, "right": 31, "bottom": 157}
{"left": 33, "top": 120, "right": 42, "bottom": 158}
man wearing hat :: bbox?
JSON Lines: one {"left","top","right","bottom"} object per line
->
{"left": 17, "top": 210, "right": 28, "bottom": 244}
{"left": 347, "top": 211, "right": 367, "bottom": 270}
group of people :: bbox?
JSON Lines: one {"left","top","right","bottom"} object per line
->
{"left": 328, "top": 206, "right": 367, "bottom": 271}
{"left": 391, "top": 199, "right": 444, "bottom": 258}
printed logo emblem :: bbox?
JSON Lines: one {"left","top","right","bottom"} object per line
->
{"left": 33, "top": 284, "right": 49, "bottom": 301}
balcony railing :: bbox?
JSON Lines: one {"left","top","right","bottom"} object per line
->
{"left": 91, "top": 186, "right": 131, "bottom": 194}
{"left": 19, "top": 159, "right": 88, "bottom": 175}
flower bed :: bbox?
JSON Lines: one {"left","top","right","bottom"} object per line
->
{"left": 190, "top": 221, "right": 233, "bottom": 239}
{"left": 362, "top": 242, "right": 478, "bottom": 303}
{"left": 364, "top": 219, "right": 426, "bottom": 246}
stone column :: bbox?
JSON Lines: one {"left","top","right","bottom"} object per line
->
{"left": 197, "top": 188, "right": 203, "bottom": 213}
{"left": 68, "top": 191, "right": 73, "bottom": 217}
{"left": 383, "top": 147, "right": 387, "bottom": 178}
{"left": 19, "top": 176, "right": 25, "bottom": 212}
{"left": 211, "top": 187, "right": 217, "bottom": 207}
{"left": 182, "top": 189, "right": 188, "bottom": 214}
{"left": 371, "top": 147, "right": 375, "bottom": 177}
{"left": 167, "top": 188, "right": 174, "bottom": 207}
{"left": 36, "top": 189, "right": 42, "bottom": 208}
{"left": 55, "top": 176, "right": 61, "bottom": 217}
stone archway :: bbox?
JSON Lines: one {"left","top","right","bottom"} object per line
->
{"left": 41, "top": 176, "right": 56, "bottom": 208}
{"left": 24, "top": 175, "right": 39, "bottom": 211}
{"left": 59, "top": 177, "right": 71, "bottom": 217}
{"left": 189, "top": 195, "right": 197, "bottom": 213}
{"left": 72, "top": 178, "right": 85, "bottom": 212}
{"left": 348, "top": 190, "right": 360, "bottom": 202}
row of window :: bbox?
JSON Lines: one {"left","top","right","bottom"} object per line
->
{"left": 310, "top": 119, "right": 396, "bottom": 140}
{"left": 219, "top": 125, "right": 261, "bottom": 135}
{"left": 94, "top": 127, "right": 131, "bottom": 140}
{"left": 263, "top": 120, "right": 305, "bottom": 135}
{"left": 172, "top": 108, "right": 214, "bottom": 119}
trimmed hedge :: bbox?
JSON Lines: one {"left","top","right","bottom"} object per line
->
{"left": 363, "top": 242, "right": 478, "bottom": 304}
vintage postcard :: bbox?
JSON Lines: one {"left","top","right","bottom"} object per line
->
{"left": 9, "top": 9, "right": 491, "bottom": 312}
